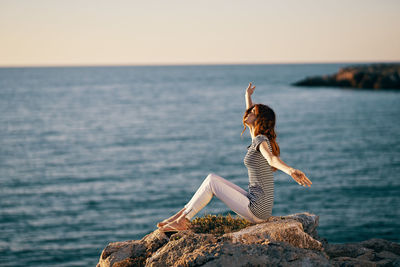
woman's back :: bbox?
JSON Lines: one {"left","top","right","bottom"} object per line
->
{"left": 244, "top": 134, "right": 274, "bottom": 220}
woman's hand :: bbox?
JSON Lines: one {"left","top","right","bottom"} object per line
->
{"left": 246, "top": 82, "right": 256, "bottom": 96}
{"left": 290, "top": 169, "right": 312, "bottom": 187}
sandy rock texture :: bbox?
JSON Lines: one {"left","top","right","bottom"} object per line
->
{"left": 97, "top": 212, "right": 400, "bottom": 266}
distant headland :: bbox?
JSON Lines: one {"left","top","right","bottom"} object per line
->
{"left": 293, "top": 63, "right": 400, "bottom": 90}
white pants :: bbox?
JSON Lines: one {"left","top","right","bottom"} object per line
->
{"left": 183, "top": 173, "right": 265, "bottom": 224}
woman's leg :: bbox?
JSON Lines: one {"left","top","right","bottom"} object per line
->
{"left": 213, "top": 174, "right": 248, "bottom": 196}
{"left": 160, "top": 173, "right": 263, "bottom": 231}
{"left": 182, "top": 173, "right": 257, "bottom": 222}
{"left": 157, "top": 171, "right": 246, "bottom": 227}
{"left": 157, "top": 207, "right": 186, "bottom": 227}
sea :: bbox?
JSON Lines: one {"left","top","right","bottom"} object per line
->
{"left": 0, "top": 63, "right": 399, "bottom": 266}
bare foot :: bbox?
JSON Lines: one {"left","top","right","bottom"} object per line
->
{"left": 157, "top": 221, "right": 168, "bottom": 228}
{"left": 157, "top": 220, "right": 172, "bottom": 228}
{"left": 157, "top": 208, "right": 186, "bottom": 228}
{"left": 159, "top": 218, "right": 191, "bottom": 232}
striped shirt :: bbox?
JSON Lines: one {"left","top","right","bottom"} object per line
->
{"left": 244, "top": 134, "right": 274, "bottom": 220}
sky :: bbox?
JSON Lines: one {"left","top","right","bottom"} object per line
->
{"left": 0, "top": 0, "right": 399, "bottom": 67}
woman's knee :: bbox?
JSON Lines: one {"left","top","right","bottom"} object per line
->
{"left": 206, "top": 173, "right": 219, "bottom": 184}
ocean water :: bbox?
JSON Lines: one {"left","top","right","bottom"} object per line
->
{"left": 0, "top": 63, "right": 399, "bottom": 266}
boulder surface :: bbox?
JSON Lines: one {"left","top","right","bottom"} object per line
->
{"left": 97, "top": 212, "right": 400, "bottom": 266}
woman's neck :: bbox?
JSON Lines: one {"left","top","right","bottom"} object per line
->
{"left": 249, "top": 127, "right": 256, "bottom": 139}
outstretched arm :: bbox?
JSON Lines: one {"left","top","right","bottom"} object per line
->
{"left": 245, "top": 82, "right": 255, "bottom": 109}
{"left": 259, "top": 142, "right": 312, "bottom": 187}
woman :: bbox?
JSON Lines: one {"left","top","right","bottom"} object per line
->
{"left": 157, "top": 82, "right": 312, "bottom": 232}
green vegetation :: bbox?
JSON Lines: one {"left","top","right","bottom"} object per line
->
{"left": 190, "top": 214, "right": 254, "bottom": 236}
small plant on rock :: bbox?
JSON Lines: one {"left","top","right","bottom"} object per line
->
{"left": 190, "top": 213, "right": 254, "bottom": 236}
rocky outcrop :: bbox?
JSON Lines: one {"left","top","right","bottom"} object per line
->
{"left": 293, "top": 63, "right": 400, "bottom": 89}
{"left": 97, "top": 212, "right": 400, "bottom": 266}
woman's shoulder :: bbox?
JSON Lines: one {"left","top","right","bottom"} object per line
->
{"left": 252, "top": 134, "right": 269, "bottom": 143}
{"left": 252, "top": 134, "right": 271, "bottom": 150}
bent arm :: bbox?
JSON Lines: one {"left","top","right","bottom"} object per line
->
{"left": 259, "top": 141, "right": 312, "bottom": 187}
{"left": 259, "top": 142, "right": 295, "bottom": 175}
{"left": 245, "top": 92, "right": 253, "bottom": 110}
{"left": 270, "top": 156, "right": 295, "bottom": 175}
{"left": 245, "top": 82, "right": 255, "bottom": 109}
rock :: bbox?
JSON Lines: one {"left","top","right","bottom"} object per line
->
{"left": 324, "top": 238, "right": 400, "bottom": 267}
{"left": 292, "top": 63, "right": 400, "bottom": 90}
{"left": 223, "top": 213, "right": 323, "bottom": 251}
{"left": 360, "top": 238, "right": 400, "bottom": 255}
{"left": 96, "top": 230, "right": 169, "bottom": 267}
{"left": 148, "top": 236, "right": 331, "bottom": 267}
{"left": 97, "top": 212, "right": 400, "bottom": 267}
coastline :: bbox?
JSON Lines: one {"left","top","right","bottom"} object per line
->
{"left": 97, "top": 212, "right": 400, "bottom": 266}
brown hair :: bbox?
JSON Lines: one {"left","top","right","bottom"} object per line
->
{"left": 241, "top": 104, "right": 280, "bottom": 172}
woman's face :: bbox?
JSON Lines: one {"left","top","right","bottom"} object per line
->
{"left": 244, "top": 106, "right": 257, "bottom": 126}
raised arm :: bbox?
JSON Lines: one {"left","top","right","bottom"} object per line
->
{"left": 259, "top": 142, "right": 312, "bottom": 187}
{"left": 245, "top": 82, "right": 256, "bottom": 109}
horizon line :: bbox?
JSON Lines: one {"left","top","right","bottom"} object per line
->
{"left": 1, "top": 60, "right": 399, "bottom": 69}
